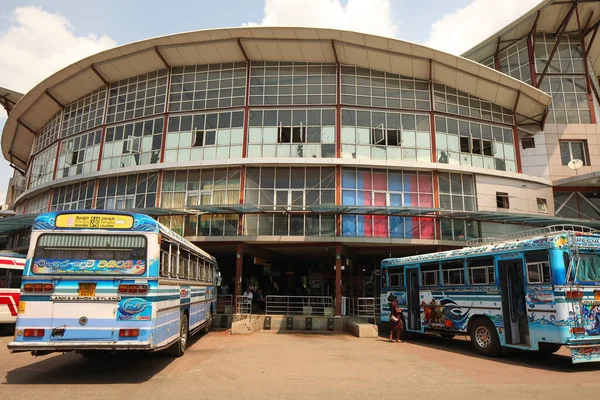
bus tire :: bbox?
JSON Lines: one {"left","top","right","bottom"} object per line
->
{"left": 172, "top": 313, "right": 189, "bottom": 358}
{"left": 538, "top": 343, "right": 561, "bottom": 355}
{"left": 469, "top": 318, "right": 501, "bottom": 357}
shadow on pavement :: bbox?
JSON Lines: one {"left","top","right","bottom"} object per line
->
{"left": 378, "top": 324, "right": 600, "bottom": 373}
{"left": 4, "top": 333, "right": 205, "bottom": 385}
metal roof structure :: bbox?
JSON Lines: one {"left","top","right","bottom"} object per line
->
{"left": 0, "top": 86, "right": 24, "bottom": 116}
{"left": 2, "top": 27, "right": 551, "bottom": 171}
{"left": 463, "top": 0, "right": 600, "bottom": 71}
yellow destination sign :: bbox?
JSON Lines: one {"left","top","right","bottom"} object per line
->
{"left": 55, "top": 214, "right": 134, "bottom": 229}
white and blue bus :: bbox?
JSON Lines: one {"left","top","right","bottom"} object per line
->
{"left": 9, "top": 210, "right": 220, "bottom": 357}
{"left": 380, "top": 226, "right": 600, "bottom": 363}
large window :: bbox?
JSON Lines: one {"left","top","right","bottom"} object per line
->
{"left": 248, "top": 109, "right": 336, "bottom": 158}
{"left": 535, "top": 33, "right": 584, "bottom": 75}
{"left": 249, "top": 62, "right": 336, "bottom": 106}
{"left": 33, "top": 111, "right": 61, "bottom": 153}
{"left": 433, "top": 83, "right": 513, "bottom": 125}
{"left": 50, "top": 181, "right": 94, "bottom": 211}
{"left": 243, "top": 166, "right": 336, "bottom": 237}
{"left": 101, "top": 117, "right": 163, "bottom": 170}
{"left": 341, "top": 168, "right": 434, "bottom": 239}
{"left": 435, "top": 116, "right": 516, "bottom": 172}
{"left": 61, "top": 87, "right": 106, "bottom": 138}
{"left": 468, "top": 256, "right": 495, "bottom": 285}
{"left": 106, "top": 70, "right": 168, "bottom": 124}
{"left": 341, "top": 109, "right": 430, "bottom": 162}
{"left": 29, "top": 144, "right": 57, "bottom": 189}
{"left": 96, "top": 173, "right": 158, "bottom": 210}
{"left": 539, "top": 77, "right": 590, "bottom": 124}
{"left": 160, "top": 168, "right": 240, "bottom": 237}
{"left": 165, "top": 110, "right": 244, "bottom": 162}
{"left": 560, "top": 140, "right": 589, "bottom": 166}
{"left": 439, "top": 172, "right": 478, "bottom": 242}
{"left": 169, "top": 63, "right": 246, "bottom": 112}
{"left": 56, "top": 129, "right": 102, "bottom": 178}
{"left": 24, "top": 192, "right": 50, "bottom": 214}
{"left": 341, "top": 66, "right": 430, "bottom": 110}
{"left": 498, "top": 38, "right": 532, "bottom": 84}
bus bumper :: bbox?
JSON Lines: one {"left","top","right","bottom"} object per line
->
{"left": 567, "top": 342, "right": 600, "bottom": 364}
{"left": 7, "top": 341, "right": 153, "bottom": 353}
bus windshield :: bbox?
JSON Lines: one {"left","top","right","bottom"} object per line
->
{"left": 577, "top": 254, "right": 600, "bottom": 282}
{"left": 32, "top": 234, "right": 147, "bottom": 275}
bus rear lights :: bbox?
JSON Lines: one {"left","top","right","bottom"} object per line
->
{"left": 23, "top": 283, "right": 55, "bottom": 292}
{"left": 23, "top": 329, "right": 45, "bottom": 337}
{"left": 119, "top": 329, "right": 139, "bottom": 337}
{"left": 565, "top": 291, "right": 584, "bottom": 299}
{"left": 571, "top": 327, "right": 586, "bottom": 335}
{"left": 117, "top": 284, "right": 148, "bottom": 294}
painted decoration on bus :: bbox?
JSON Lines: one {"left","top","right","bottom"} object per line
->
{"left": 525, "top": 287, "right": 554, "bottom": 307}
{"left": 55, "top": 214, "right": 134, "bottom": 229}
{"left": 582, "top": 303, "right": 600, "bottom": 335}
{"left": 420, "top": 294, "right": 471, "bottom": 330}
{"left": 570, "top": 346, "right": 600, "bottom": 363}
{"left": 32, "top": 259, "right": 146, "bottom": 275}
{"left": 117, "top": 298, "right": 152, "bottom": 321}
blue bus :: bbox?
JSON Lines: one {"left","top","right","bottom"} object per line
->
{"left": 380, "top": 226, "right": 600, "bottom": 363}
{"left": 9, "top": 210, "right": 220, "bottom": 357}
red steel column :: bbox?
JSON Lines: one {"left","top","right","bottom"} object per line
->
{"left": 335, "top": 243, "right": 343, "bottom": 316}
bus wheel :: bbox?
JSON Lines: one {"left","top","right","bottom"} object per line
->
{"left": 440, "top": 332, "right": 455, "bottom": 339}
{"left": 469, "top": 318, "right": 501, "bottom": 357}
{"left": 538, "top": 343, "right": 561, "bottom": 355}
{"left": 172, "top": 313, "right": 189, "bottom": 357}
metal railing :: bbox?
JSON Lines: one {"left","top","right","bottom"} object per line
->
{"left": 265, "top": 295, "right": 334, "bottom": 316}
{"left": 234, "top": 295, "right": 252, "bottom": 321}
{"left": 347, "top": 297, "right": 377, "bottom": 323}
{"left": 467, "top": 224, "right": 597, "bottom": 246}
{"left": 217, "top": 294, "right": 233, "bottom": 314}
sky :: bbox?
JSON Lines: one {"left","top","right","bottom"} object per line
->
{"left": 0, "top": 0, "right": 544, "bottom": 205}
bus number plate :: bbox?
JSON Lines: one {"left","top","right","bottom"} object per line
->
{"left": 79, "top": 283, "right": 96, "bottom": 297}
{"left": 595, "top": 291, "right": 600, "bottom": 301}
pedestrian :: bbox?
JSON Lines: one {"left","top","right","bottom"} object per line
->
{"left": 388, "top": 296, "right": 403, "bottom": 343}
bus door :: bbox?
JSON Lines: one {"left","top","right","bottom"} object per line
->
{"left": 498, "top": 257, "right": 530, "bottom": 346}
{"left": 405, "top": 266, "right": 421, "bottom": 332}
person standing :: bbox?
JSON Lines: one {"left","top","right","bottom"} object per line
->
{"left": 388, "top": 297, "right": 403, "bottom": 343}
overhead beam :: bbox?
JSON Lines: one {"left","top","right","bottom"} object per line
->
{"left": 153, "top": 46, "right": 170, "bottom": 69}
{"left": 585, "top": 20, "right": 600, "bottom": 58}
{"left": 44, "top": 90, "right": 63, "bottom": 108}
{"left": 90, "top": 64, "right": 109, "bottom": 86}
{"left": 331, "top": 40, "right": 339, "bottom": 64}
{"left": 236, "top": 38, "right": 250, "bottom": 63}
{"left": 537, "top": 1, "right": 578, "bottom": 88}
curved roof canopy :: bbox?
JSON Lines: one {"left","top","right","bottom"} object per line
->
{"left": 2, "top": 27, "right": 551, "bottom": 171}
{"left": 463, "top": 0, "right": 600, "bottom": 71}
{"left": 0, "top": 86, "right": 24, "bottom": 116}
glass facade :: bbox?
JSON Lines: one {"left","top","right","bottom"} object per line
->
{"left": 166, "top": 110, "right": 244, "bottom": 162}
{"left": 95, "top": 172, "right": 158, "bottom": 210}
{"left": 50, "top": 181, "right": 94, "bottom": 211}
{"left": 435, "top": 116, "right": 516, "bottom": 172}
{"left": 341, "top": 168, "right": 434, "bottom": 239}
{"left": 29, "top": 144, "right": 57, "bottom": 188}
{"left": 61, "top": 87, "right": 106, "bottom": 138}
{"left": 169, "top": 63, "right": 246, "bottom": 112}
{"left": 248, "top": 109, "right": 336, "bottom": 158}
{"left": 341, "top": 109, "right": 430, "bottom": 162}
{"left": 101, "top": 117, "right": 163, "bottom": 170}
{"left": 56, "top": 129, "right": 102, "bottom": 179}
{"left": 243, "top": 166, "right": 336, "bottom": 236}
{"left": 250, "top": 62, "right": 336, "bottom": 106}
{"left": 341, "top": 66, "right": 430, "bottom": 110}
{"left": 539, "top": 76, "right": 590, "bottom": 124}
{"left": 498, "top": 38, "right": 532, "bottom": 84}
{"left": 33, "top": 111, "right": 61, "bottom": 154}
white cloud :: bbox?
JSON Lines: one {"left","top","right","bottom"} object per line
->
{"left": 425, "top": 0, "right": 543, "bottom": 55}
{"left": 245, "top": 0, "right": 398, "bottom": 38}
{"left": 0, "top": 6, "right": 116, "bottom": 93}
{"left": 0, "top": 6, "right": 117, "bottom": 205}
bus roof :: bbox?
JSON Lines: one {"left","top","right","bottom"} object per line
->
{"left": 33, "top": 211, "right": 217, "bottom": 264}
{"left": 381, "top": 231, "right": 600, "bottom": 267}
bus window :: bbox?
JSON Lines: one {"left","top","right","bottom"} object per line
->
{"left": 170, "top": 247, "right": 179, "bottom": 278}
{"left": 208, "top": 263, "right": 214, "bottom": 282}
{"left": 421, "top": 262, "right": 439, "bottom": 286}
{"left": 387, "top": 267, "right": 403, "bottom": 288}
{"left": 525, "top": 251, "right": 550, "bottom": 284}
{"left": 442, "top": 259, "right": 464, "bottom": 286}
{"left": 0, "top": 268, "right": 7, "bottom": 288}
{"left": 200, "top": 260, "right": 207, "bottom": 281}
{"left": 160, "top": 242, "right": 170, "bottom": 277}
{"left": 467, "top": 256, "right": 495, "bottom": 285}
{"left": 564, "top": 252, "right": 574, "bottom": 282}
{"left": 8, "top": 269, "right": 23, "bottom": 289}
